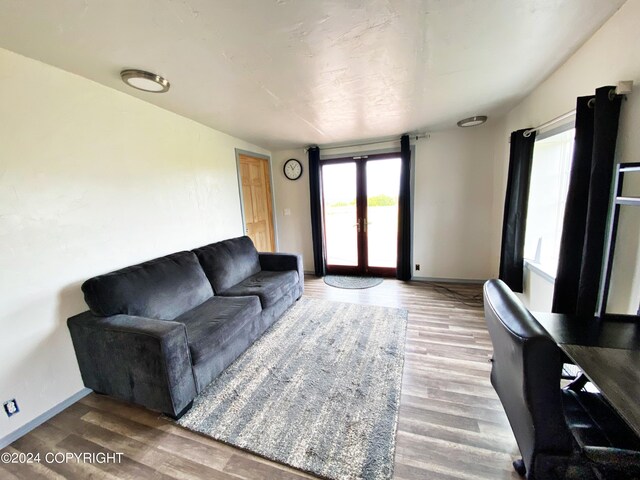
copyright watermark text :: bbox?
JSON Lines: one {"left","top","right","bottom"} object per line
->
{"left": 1, "top": 451, "right": 123, "bottom": 464}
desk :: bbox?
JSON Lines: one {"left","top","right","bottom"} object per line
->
{"left": 532, "top": 312, "right": 640, "bottom": 349}
{"left": 561, "top": 345, "right": 640, "bottom": 438}
{"left": 532, "top": 312, "right": 640, "bottom": 438}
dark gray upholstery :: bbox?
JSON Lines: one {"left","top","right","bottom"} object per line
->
{"left": 68, "top": 236, "right": 303, "bottom": 418}
{"left": 193, "top": 236, "right": 261, "bottom": 293}
{"left": 175, "top": 296, "right": 262, "bottom": 365}
{"left": 191, "top": 284, "right": 302, "bottom": 392}
{"left": 259, "top": 251, "right": 303, "bottom": 274}
{"left": 82, "top": 251, "right": 213, "bottom": 320}
{"left": 259, "top": 251, "right": 304, "bottom": 297}
{"left": 67, "top": 311, "right": 197, "bottom": 417}
{"left": 483, "top": 279, "right": 640, "bottom": 479}
{"left": 220, "top": 270, "right": 298, "bottom": 308}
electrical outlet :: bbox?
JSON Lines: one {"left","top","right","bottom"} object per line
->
{"left": 4, "top": 399, "right": 19, "bottom": 417}
{"left": 415, "top": 264, "right": 420, "bottom": 271}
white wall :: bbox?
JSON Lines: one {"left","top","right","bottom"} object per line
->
{"left": 412, "top": 124, "right": 499, "bottom": 280}
{"left": 520, "top": 265, "right": 555, "bottom": 312}
{"left": 271, "top": 149, "right": 315, "bottom": 271}
{"left": 272, "top": 121, "right": 500, "bottom": 280}
{"left": 0, "top": 47, "right": 269, "bottom": 441}
{"left": 493, "top": 0, "right": 640, "bottom": 311}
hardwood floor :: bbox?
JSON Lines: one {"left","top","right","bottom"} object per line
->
{"left": 1, "top": 276, "right": 521, "bottom": 479}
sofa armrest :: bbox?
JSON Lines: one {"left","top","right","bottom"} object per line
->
{"left": 67, "top": 311, "right": 197, "bottom": 417}
{"left": 259, "top": 252, "right": 304, "bottom": 296}
{"left": 259, "top": 252, "right": 301, "bottom": 272}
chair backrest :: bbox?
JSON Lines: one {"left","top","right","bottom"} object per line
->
{"left": 483, "top": 279, "right": 573, "bottom": 477}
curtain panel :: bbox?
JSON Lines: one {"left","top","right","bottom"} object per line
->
{"left": 499, "top": 129, "right": 537, "bottom": 292}
{"left": 396, "top": 135, "right": 412, "bottom": 280}
{"left": 308, "top": 146, "right": 326, "bottom": 276}
{"left": 552, "top": 86, "right": 622, "bottom": 315}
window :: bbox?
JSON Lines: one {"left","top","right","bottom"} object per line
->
{"left": 524, "top": 126, "right": 575, "bottom": 277}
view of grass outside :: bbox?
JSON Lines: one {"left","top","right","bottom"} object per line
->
{"left": 330, "top": 194, "right": 397, "bottom": 208}
{"left": 322, "top": 158, "right": 401, "bottom": 268}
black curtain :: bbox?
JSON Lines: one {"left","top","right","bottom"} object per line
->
{"left": 308, "top": 146, "right": 326, "bottom": 276}
{"left": 397, "top": 135, "right": 412, "bottom": 280}
{"left": 553, "top": 86, "right": 622, "bottom": 315}
{"left": 498, "top": 129, "right": 536, "bottom": 292}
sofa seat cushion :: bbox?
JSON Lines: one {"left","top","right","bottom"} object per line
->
{"left": 174, "top": 295, "right": 261, "bottom": 365}
{"left": 82, "top": 251, "right": 213, "bottom": 320}
{"left": 219, "top": 270, "right": 299, "bottom": 309}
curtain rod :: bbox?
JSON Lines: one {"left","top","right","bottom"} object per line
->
{"left": 305, "top": 133, "right": 429, "bottom": 152}
{"left": 523, "top": 110, "right": 576, "bottom": 138}
{"left": 522, "top": 82, "right": 634, "bottom": 138}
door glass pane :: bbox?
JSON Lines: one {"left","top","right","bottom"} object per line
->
{"left": 323, "top": 162, "right": 358, "bottom": 266}
{"left": 366, "top": 158, "right": 401, "bottom": 268}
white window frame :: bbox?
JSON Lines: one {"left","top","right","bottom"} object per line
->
{"left": 524, "top": 121, "right": 576, "bottom": 282}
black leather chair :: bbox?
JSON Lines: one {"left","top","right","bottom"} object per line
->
{"left": 483, "top": 279, "right": 640, "bottom": 480}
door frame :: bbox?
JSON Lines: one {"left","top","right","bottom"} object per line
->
{"left": 321, "top": 151, "right": 407, "bottom": 277}
{"left": 234, "top": 149, "right": 279, "bottom": 251}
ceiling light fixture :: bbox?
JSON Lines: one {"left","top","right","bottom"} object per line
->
{"left": 120, "top": 69, "right": 170, "bottom": 93}
{"left": 457, "top": 115, "right": 488, "bottom": 128}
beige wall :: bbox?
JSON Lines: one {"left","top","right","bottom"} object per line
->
{"left": 273, "top": 121, "right": 500, "bottom": 280}
{"left": 272, "top": 148, "right": 314, "bottom": 271}
{"left": 0, "top": 47, "right": 269, "bottom": 441}
{"left": 412, "top": 124, "right": 499, "bottom": 280}
{"left": 494, "top": 0, "right": 640, "bottom": 311}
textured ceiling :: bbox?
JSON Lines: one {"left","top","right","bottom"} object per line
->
{"left": 0, "top": 0, "right": 626, "bottom": 149}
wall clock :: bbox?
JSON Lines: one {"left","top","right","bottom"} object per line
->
{"left": 283, "top": 158, "right": 303, "bottom": 180}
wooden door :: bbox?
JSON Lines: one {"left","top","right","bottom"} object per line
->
{"left": 238, "top": 154, "right": 275, "bottom": 252}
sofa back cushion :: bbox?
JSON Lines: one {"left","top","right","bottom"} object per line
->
{"left": 82, "top": 251, "right": 214, "bottom": 320}
{"left": 193, "top": 236, "right": 261, "bottom": 293}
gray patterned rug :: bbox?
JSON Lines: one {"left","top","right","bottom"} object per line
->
{"left": 177, "top": 297, "right": 408, "bottom": 480}
{"left": 323, "top": 275, "right": 384, "bottom": 289}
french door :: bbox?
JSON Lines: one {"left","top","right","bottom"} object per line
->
{"left": 321, "top": 153, "right": 402, "bottom": 277}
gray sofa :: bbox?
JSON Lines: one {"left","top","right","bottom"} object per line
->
{"left": 67, "top": 236, "right": 303, "bottom": 418}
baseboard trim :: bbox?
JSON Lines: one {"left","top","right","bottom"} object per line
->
{"left": 302, "top": 272, "right": 487, "bottom": 284}
{"left": 0, "top": 387, "right": 91, "bottom": 449}
{"left": 411, "top": 276, "right": 487, "bottom": 284}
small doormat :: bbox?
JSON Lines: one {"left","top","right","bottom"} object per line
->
{"left": 177, "top": 297, "right": 407, "bottom": 480}
{"left": 324, "top": 275, "right": 383, "bottom": 289}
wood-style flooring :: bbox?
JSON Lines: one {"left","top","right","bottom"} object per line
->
{"left": 1, "top": 276, "right": 521, "bottom": 479}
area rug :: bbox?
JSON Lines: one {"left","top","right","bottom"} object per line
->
{"left": 323, "top": 275, "right": 383, "bottom": 289}
{"left": 177, "top": 297, "right": 408, "bottom": 480}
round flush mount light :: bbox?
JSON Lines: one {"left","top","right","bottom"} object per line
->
{"left": 457, "top": 115, "right": 488, "bottom": 128}
{"left": 120, "top": 69, "right": 170, "bottom": 93}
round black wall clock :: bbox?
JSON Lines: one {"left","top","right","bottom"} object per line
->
{"left": 283, "top": 158, "right": 303, "bottom": 180}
